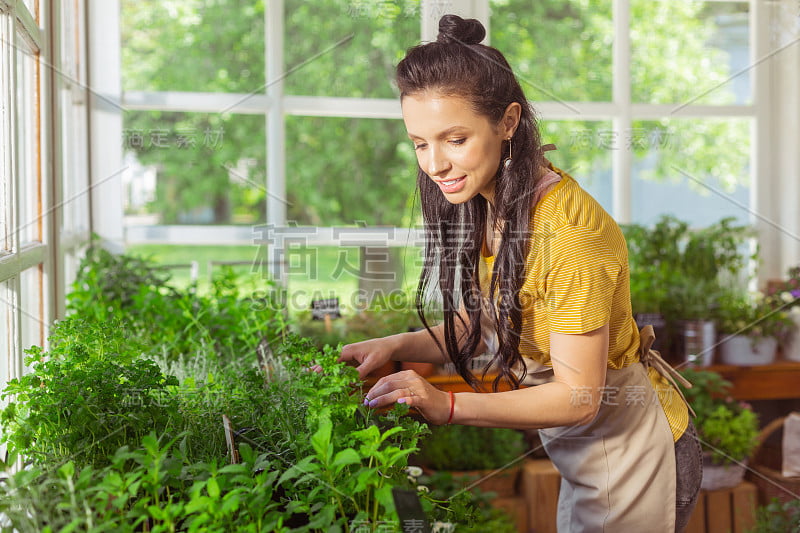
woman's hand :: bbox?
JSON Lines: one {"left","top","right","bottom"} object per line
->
{"left": 364, "top": 370, "right": 452, "bottom": 425}
{"left": 338, "top": 337, "right": 397, "bottom": 380}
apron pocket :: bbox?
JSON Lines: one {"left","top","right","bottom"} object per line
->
{"left": 539, "top": 429, "right": 612, "bottom": 531}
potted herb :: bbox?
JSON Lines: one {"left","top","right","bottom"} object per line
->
{"left": 714, "top": 290, "right": 794, "bottom": 366}
{"left": 623, "top": 215, "right": 754, "bottom": 362}
{"left": 678, "top": 369, "right": 760, "bottom": 490}
{"left": 415, "top": 424, "right": 527, "bottom": 498}
{"left": 767, "top": 265, "right": 800, "bottom": 362}
{"left": 663, "top": 276, "right": 720, "bottom": 366}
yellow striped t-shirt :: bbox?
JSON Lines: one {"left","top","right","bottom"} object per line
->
{"left": 480, "top": 166, "right": 688, "bottom": 442}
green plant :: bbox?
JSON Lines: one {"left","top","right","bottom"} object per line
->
{"left": 0, "top": 318, "right": 182, "bottom": 469}
{"left": 678, "top": 369, "right": 760, "bottom": 465}
{"left": 750, "top": 497, "right": 800, "bottom": 533}
{"left": 714, "top": 290, "right": 794, "bottom": 342}
{"left": 3, "top": 248, "right": 508, "bottom": 531}
{"left": 416, "top": 470, "right": 518, "bottom": 533}
{"left": 0, "top": 435, "right": 290, "bottom": 532}
{"left": 622, "top": 215, "right": 754, "bottom": 318}
{"left": 416, "top": 424, "right": 527, "bottom": 471}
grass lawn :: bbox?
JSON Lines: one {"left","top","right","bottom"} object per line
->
{"left": 126, "top": 243, "right": 422, "bottom": 314}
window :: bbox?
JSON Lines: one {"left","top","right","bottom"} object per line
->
{"left": 112, "top": 0, "right": 794, "bottom": 294}
{"left": 0, "top": 1, "right": 89, "bottom": 416}
{"left": 0, "top": 0, "right": 45, "bottom": 422}
{"left": 491, "top": 0, "right": 753, "bottom": 226}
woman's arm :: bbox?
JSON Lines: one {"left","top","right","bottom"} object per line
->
{"left": 339, "top": 307, "right": 488, "bottom": 379}
{"left": 364, "top": 324, "right": 609, "bottom": 428}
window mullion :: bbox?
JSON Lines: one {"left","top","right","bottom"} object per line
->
{"left": 266, "top": 0, "right": 286, "bottom": 285}
{"left": 612, "top": 0, "right": 632, "bottom": 223}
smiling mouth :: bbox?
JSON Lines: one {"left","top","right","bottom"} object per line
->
{"left": 442, "top": 178, "right": 462, "bottom": 186}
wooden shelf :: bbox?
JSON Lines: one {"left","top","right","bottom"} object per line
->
{"left": 699, "top": 360, "right": 800, "bottom": 401}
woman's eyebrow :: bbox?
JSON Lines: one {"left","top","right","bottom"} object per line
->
{"left": 407, "top": 126, "right": 468, "bottom": 140}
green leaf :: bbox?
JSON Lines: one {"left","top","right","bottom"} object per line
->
{"left": 310, "top": 416, "right": 333, "bottom": 462}
{"left": 331, "top": 448, "right": 361, "bottom": 473}
{"left": 206, "top": 476, "right": 220, "bottom": 499}
{"left": 277, "top": 456, "right": 317, "bottom": 486}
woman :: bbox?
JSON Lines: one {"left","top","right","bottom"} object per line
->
{"left": 338, "top": 14, "right": 702, "bottom": 532}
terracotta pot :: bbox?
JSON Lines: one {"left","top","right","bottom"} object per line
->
{"left": 701, "top": 453, "right": 747, "bottom": 491}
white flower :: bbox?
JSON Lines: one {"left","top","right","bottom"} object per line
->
{"left": 432, "top": 522, "right": 456, "bottom": 533}
{"left": 405, "top": 466, "right": 423, "bottom": 478}
{"left": 416, "top": 484, "right": 430, "bottom": 493}
{"left": 781, "top": 291, "right": 795, "bottom": 304}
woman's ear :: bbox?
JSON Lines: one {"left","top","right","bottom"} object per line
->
{"left": 501, "top": 102, "right": 522, "bottom": 138}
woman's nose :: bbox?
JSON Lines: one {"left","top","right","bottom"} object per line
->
{"left": 425, "top": 147, "right": 450, "bottom": 177}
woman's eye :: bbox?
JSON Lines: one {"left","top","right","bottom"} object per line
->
{"left": 413, "top": 143, "right": 427, "bottom": 150}
{"left": 450, "top": 138, "right": 466, "bottom": 145}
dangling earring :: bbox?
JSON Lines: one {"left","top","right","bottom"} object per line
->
{"left": 503, "top": 137, "right": 512, "bottom": 169}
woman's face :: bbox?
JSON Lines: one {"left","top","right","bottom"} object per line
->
{"left": 401, "top": 92, "right": 516, "bottom": 205}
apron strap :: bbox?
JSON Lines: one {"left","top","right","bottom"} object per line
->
{"left": 638, "top": 325, "right": 697, "bottom": 418}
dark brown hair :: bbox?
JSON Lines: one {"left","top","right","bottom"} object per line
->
{"left": 396, "top": 14, "right": 546, "bottom": 391}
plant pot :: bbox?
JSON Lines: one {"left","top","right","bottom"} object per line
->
{"left": 681, "top": 320, "right": 716, "bottom": 366}
{"left": 701, "top": 453, "right": 747, "bottom": 491}
{"left": 782, "top": 313, "right": 800, "bottom": 362}
{"left": 718, "top": 335, "right": 777, "bottom": 366}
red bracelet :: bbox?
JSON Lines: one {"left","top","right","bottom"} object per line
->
{"left": 446, "top": 391, "right": 455, "bottom": 425}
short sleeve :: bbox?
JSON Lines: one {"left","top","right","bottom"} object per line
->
{"left": 544, "top": 224, "right": 622, "bottom": 334}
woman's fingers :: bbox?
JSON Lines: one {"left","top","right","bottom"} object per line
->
{"left": 365, "top": 370, "right": 436, "bottom": 411}
{"left": 364, "top": 387, "right": 413, "bottom": 409}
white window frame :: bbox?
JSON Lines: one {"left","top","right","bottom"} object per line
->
{"left": 93, "top": 0, "right": 799, "bottom": 287}
{"left": 0, "top": 0, "right": 51, "bottom": 433}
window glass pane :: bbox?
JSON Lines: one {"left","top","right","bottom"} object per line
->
{"left": 0, "top": 36, "right": 9, "bottom": 252}
{"left": 540, "top": 120, "right": 614, "bottom": 215}
{"left": 123, "top": 111, "right": 266, "bottom": 225}
{"left": 631, "top": 118, "right": 750, "bottom": 226}
{"left": 491, "top": 0, "right": 613, "bottom": 102}
{"left": 60, "top": 87, "right": 90, "bottom": 236}
{"left": 631, "top": 1, "right": 750, "bottom": 105}
{"left": 120, "top": 1, "right": 265, "bottom": 93}
{"left": 277, "top": 243, "right": 420, "bottom": 314}
{"left": 20, "top": 1, "right": 38, "bottom": 20}
{"left": 126, "top": 243, "right": 260, "bottom": 292}
{"left": 1, "top": 278, "right": 16, "bottom": 396}
{"left": 285, "top": 116, "right": 418, "bottom": 226}
{"left": 0, "top": 280, "right": 10, "bottom": 445}
{"left": 284, "top": 0, "right": 419, "bottom": 98}
{"left": 16, "top": 37, "right": 41, "bottom": 246}
{"left": 20, "top": 266, "right": 44, "bottom": 364}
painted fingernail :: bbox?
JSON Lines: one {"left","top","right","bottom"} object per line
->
{"left": 397, "top": 398, "right": 406, "bottom": 404}
{"left": 363, "top": 398, "right": 370, "bottom": 405}
{"left": 369, "top": 399, "right": 378, "bottom": 407}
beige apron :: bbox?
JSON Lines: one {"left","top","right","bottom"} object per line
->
{"left": 481, "top": 318, "right": 680, "bottom": 532}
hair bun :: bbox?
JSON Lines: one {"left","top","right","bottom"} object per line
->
{"left": 436, "top": 14, "right": 485, "bottom": 45}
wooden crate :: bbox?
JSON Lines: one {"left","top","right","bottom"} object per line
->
{"left": 519, "top": 459, "right": 757, "bottom": 533}
{"left": 521, "top": 459, "right": 560, "bottom": 533}
{"left": 684, "top": 481, "right": 757, "bottom": 533}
